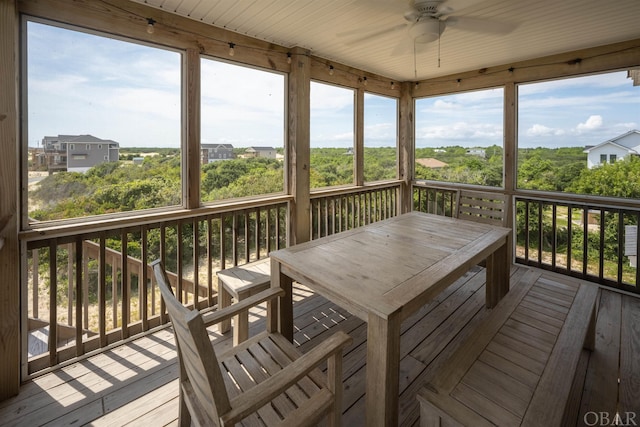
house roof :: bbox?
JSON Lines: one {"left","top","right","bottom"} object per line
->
{"left": 246, "top": 146, "right": 275, "bottom": 151}
{"left": 583, "top": 130, "right": 640, "bottom": 153}
{"left": 416, "top": 158, "right": 448, "bottom": 168}
{"left": 202, "top": 143, "right": 234, "bottom": 149}
{"left": 44, "top": 134, "right": 120, "bottom": 146}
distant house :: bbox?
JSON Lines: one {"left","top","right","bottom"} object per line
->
{"left": 245, "top": 146, "right": 276, "bottom": 159}
{"left": 584, "top": 130, "right": 640, "bottom": 169}
{"left": 416, "top": 158, "right": 448, "bottom": 169}
{"left": 42, "top": 134, "right": 119, "bottom": 173}
{"left": 465, "top": 148, "right": 486, "bottom": 158}
{"left": 625, "top": 225, "right": 637, "bottom": 268}
{"left": 201, "top": 143, "right": 234, "bottom": 164}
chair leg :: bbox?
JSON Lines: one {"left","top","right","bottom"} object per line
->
{"left": 178, "top": 388, "right": 192, "bottom": 427}
{"left": 233, "top": 310, "right": 249, "bottom": 346}
{"left": 326, "top": 353, "right": 344, "bottom": 427}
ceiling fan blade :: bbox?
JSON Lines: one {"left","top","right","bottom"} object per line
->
{"left": 349, "top": 0, "right": 408, "bottom": 14}
{"left": 390, "top": 38, "right": 414, "bottom": 56}
{"left": 337, "top": 23, "right": 408, "bottom": 46}
{"left": 440, "top": 0, "right": 496, "bottom": 14}
{"left": 445, "top": 16, "right": 518, "bottom": 34}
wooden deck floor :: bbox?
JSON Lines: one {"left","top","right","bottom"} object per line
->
{"left": 1, "top": 265, "right": 638, "bottom": 426}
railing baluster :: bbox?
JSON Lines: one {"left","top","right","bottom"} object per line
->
{"left": 99, "top": 234, "right": 106, "bottom": 347}
{"left": 160, "top": 225, "right": 167, "bottom": 325}
{"left": 255, "top": 208, "right": 261, "bottom": 259}
{"left": 206, "top": 218, "right": 213, "bottom": 307}
{"left": 551, "top": 204, "right": 557, "bottom": 269}
{"left": 599, "top": 209, "right": 605, "bottom": 281}
{"left": 49, "top": 240, "right": 58, "bottom": 367}
{"left": 111, "top": 259, "right": 117, "bottom": 330}
{"left": 67, "top": 243, "right": 73, "bottom": 326}
{"left": 276, "top": 206, "right": 281, "bottom": 250}
{"left": 141, "top": 225, "right": 148, "bottom": 330}
{"left": 75, "top": 238, "right": 83, "bottom": 357}
{"left": 244, "top": 211, "right": 250, "bottom": 263}
{"left": 582, "top": 207, "right": 588, "bottom": 276}
{"left": 618, "top": 210, "right": 624, "bottom": 286}
{"left": 567, "top": 206, "right": 573, "bottom": 274}
{"left": 220, "top": 215, "right": 226, "bottom": 270}
{"left": 524, "top": 200, "right": 530, "bottom": 261}
{"left": 232, "top": 215, "right": 238, "bottom": 267}
{"left": 193, "top": 218, "right": 200, "bottom": 308}
{"left": 537, "top": 201, "right": 543, "bottom": 265}
{"left": 32, "top": 249, "right": 39, "bottom": 319}
{"left": 121, "top": 231, "right": 129, "bottom": 339}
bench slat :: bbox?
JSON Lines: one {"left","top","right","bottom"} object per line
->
{"left": 521, "top": 282, "right": 598, "bottom": 426}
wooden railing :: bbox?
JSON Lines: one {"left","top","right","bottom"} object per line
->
{"left": 411, "top": 182, "right": 640, "bottom": 294}
{"left": 23, "top": 198, "right": 289, "bottom": 375}
{"left": 23, "top": 183, "right": 639, "bottom": 376}
{"left": 309, "top": 182, "right": 401, "bottom": 239}
{"left": 412, "top": 182, "right": 458, "bottom": 217}
{"left": 515, "top": 195, "right": 639, "bottom": 293}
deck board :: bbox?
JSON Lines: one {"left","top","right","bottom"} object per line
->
{"left": 1, "top": 265, "right": 638, "bottom": 426}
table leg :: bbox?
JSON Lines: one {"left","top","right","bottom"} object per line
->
{"left": 366, "top": 312, "right": 401, "bottom": 427}
{"left": 218, "top": 285, "right": 231, "bottom": 334}
{"left": 485, "top": 238, "right": 510, "bottom": 308}
{"left": 268, "top": 259, "right": 294, "bottom": 341}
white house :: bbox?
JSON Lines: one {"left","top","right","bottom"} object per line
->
{"left": 465, "top": 148, "right": 486, "bottom": 158}
{"left": 584, "top": 130, "right": 640, "bottom": 169}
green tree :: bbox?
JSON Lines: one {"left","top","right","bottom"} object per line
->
{"left": 568, "top": 157, "right": 640, "bottom": 198}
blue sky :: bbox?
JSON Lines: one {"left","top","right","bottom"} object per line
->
{"left": 28, "top": 21, "right": 638, "bottom": 150}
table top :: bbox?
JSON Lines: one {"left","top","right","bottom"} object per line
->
{"left": 270, "top": 212, "right": 511, "bottom": 322}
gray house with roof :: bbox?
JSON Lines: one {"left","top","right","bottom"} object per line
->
{"left": 42, "top": 134, "right": 120, "bottom": 173}
{"left": 201, "top": 143, "right": 235, "bottom": 163}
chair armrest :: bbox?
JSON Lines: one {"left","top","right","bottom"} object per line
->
{"left": 201, "top": 287, "right": 285, "bottom": 327}
{"left": 221, "top": 330, "right": 353, "bottom": 426}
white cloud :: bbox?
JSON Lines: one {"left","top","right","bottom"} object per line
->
{"left": 417, "top": 122, "right": 502, "bottom": 145}
{"left": 526, "top": 124, "right": 566, "bottom": 137}
{"left": 576, "top": 115, "right": 603, "bottom": 132}
{"left": 433, "top": 99, "right": 457, "bottom": 109}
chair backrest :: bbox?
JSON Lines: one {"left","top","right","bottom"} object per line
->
{"left": 456, "top": 190, "right": 509, "bottom": 227}
{"left": 152, "top": 260, "right": 231, "bottom": 424}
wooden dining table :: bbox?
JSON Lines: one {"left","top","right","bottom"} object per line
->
{"left": 267, "top": 211, "right": 512, "bottom": 426}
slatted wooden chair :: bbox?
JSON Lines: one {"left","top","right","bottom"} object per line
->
{"left": 456, "top": 190, "right": 511, "bottom": 268}
{"left": 151, "top": 259, "right": 352, "bottom": 427}
{"left": 456, "top": 189, "right": 509, "bottom": 227}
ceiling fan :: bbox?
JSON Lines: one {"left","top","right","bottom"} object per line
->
{"left": 338, "top": 0, "right": 517, "bottom": 57}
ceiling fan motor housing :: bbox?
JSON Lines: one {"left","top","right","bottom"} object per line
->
{"left": 413, "top": 0, "right": 444, "bottom": 15}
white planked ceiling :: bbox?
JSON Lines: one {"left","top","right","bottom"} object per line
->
{"left": 132, "top": 0, "right": 640, "bottom": 81}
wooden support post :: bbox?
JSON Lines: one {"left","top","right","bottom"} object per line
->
{"left": 0, "top": 0, "right": 20, "bottom": 401}
{"left": 287, "top": 47, "right": 311, "bottom": 245}
{"left": 355, "top": 87, "right": 364, "bottom": 187}
{"left": 185, "top": 48, "right": 201, "bottom": 209}
{"left": 398, "top": 82, "right": 414, "bottom": 214}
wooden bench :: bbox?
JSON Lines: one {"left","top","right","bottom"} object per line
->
{"left": 417, "top": 271, "right": 599, "bottom": 426}
{"left": 217, "top": 257, "right": 271, "bottom": 345}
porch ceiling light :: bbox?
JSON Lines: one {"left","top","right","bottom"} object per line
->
{"left": 146, "top": 18, "right": 156, "bottom": 35}
{"left": 409, "top": 19, "right": 440, "bottom": 44}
